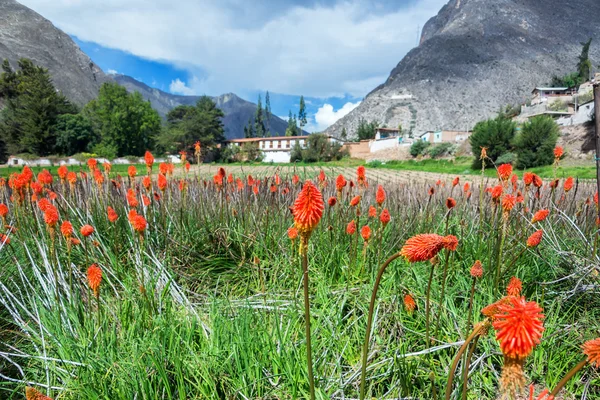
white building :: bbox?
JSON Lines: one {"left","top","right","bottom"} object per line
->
{"left": 226, "top": 135, "right": 341, "bottom": 163}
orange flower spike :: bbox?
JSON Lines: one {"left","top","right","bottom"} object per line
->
{"left": 87, "top": 264, "right": 102, "bottom": 298}
{"left": 25, "top": 387, "right": 53, "bottom": 400}
{"left": 501, "top": 194, "right": 516, "bottom": 213}
{"left": 506, "top": 276, "right": 522, "bottom": 297}
{"left": 563, "top": 176, "right": 574, "bottom": 192}
{"left": 452, "top": 176, "right": 459, "bottom": 187}
{"left": 60, "top": 221, "right": 73, "bottom": 238}
{"left": 375, "top": 185, "right": 386, "bottom": 205}
{"left": 582, "top": 337, "right": 600, "bottom": 367}
{"left": 532, "top": 174, "right": 543, "bottom": 188}
{"left": 493, "top": 296, "right": 544, "bottom": 359}
{"left": 523, "top": 172, "right": 534, "bottom": 186}
{"left": 142, "top": 176, "right": 152, "bottom": 191}
{"left": 527, "top": 230, "right": 543, "bottom": 247}
{"left": 446, "top": 197, "right": 456, "bottom": 209}
{"left": 87, "top": 158, "right": 98, "bottom": 171}
{"left": 336, "top": 174, "right": 347, "bottom": 191}
{"left": 43, "top": 206, "right": 59, "bottom": 228}
{"left": 128, "top": 165, "right": 137, "bottom": 178}
{"left": 57, "top": 165, "right": 68, "bottom": 181}
{"left": 292, "top": 180, "right": 324, "bottom": 236}
{"left": 350, "top": 195, "right": 361, "bottom": 207}
{"left": 328, "top": 197, "right": 337, "bottom": 207}
{"left": 356, "top": 166, "right": 367, "bottom": 187}
{"left": 400, "top": 233, "right": 458, "bottom": 263}
{"left": 404, "top": 294, "right": 416, "bottom": 314}
{"left": 553, "top": 146, "right": 563, "bottom": 159}
{"left": 470, "top": 260, "right": 483, "bottom": 278}
{"left": 107, "top": 206, "right": 119, "bottom": 223}
{"left": 497, "top": 164, "right": 513, "bottom": 181}
{"left": 368, "top": 205, "right": 376, "bottom": 218}
{"left": 463, "top": 182, "right": 470, "bottom": 193}
{"left": 531, "top": 209, "right": 549, "bottom": 223}
{"left": 80, "top": 224, "right": 94, "bottom": 237}
{"left": 103, "top": 162, "right": 112, "bottom": 173}
{"left": 360, "top": 225, "right": 371, "bottom": 241}
{"left": 131, "top": 215, "right": 147, "bottom": 233}
{"left": 287, "top": 227, "right": 298, "bottom": 240}
{"left": 0, "top": 233, "right": 10, "bottom": 245}
{"left": 379, "top": 208, "right": 390, "bottom": 226}
{"left": 158, "top": 174, "right": 168, "bottom": 191}
{"left": 346, "top": 220, "right": 356, "bottom": 235}
{"left": 144, "top": 151, "right": 154, "bottom": 172}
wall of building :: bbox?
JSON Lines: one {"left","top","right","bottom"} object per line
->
{"left": 556, "top": 102, "right": 595, "bottom": 126}
{"left": 343, "top": 141, "right": 370, "bottom": 158}
{"left": 263, "top": 151, "right": 291, "bottom": 163}
{"left": 369, "top": 137, "right": 400, "bottom": 152}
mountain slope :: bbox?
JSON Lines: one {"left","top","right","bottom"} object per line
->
{"left": 0, "top": 0, "right": 108, "bottom": 106}
{"left": 326, "top": 0, "right": 600, "bottom": 138}
{"left": 113, "top": 75, "right": 290, "bottom": 140}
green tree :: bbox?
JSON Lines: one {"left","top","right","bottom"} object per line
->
{"left": 254, "top": 94, "right": 266, "bottom": 138}
{"left": 158, "top": 96, "right": 224, "bottom": 155}
{"left": 265, "top": 91, "right": 271, "bottom": 137}
{"left": 290, "top": 134, "right": 347, "bottom": 162}
{"left": 54, "top": 113, "right": 97, "bottom": 155}
{"left": 244, "top": 117, "right": 255, "bottom": 138}
{"left": 298, "top": 95, "right": 307, "bottom": 134}
{"left": 577, "top": 38, "right": 593, "bottom": 81}
{"left": 356, "top": 119, "right": 378, "bottom": 140}
{"left": 0, "top": 58, "right": 76, "bottom": 156}
{"left": 285, "top": 111, "right": 299, "bottom": 136}
{"left": 340, "top": 127, "right": 348, "bottom": 141}
{"left": 84, "top": 83, "right": 161, "bottom": 157}
{"left": 410, "top": 140, "right": 430, "bottom": 157}
{"left": 513, "top": 116, "right": 559, "bottom": 169}
{"left": 470, "top": 116, "right": 516, "bottom": 169}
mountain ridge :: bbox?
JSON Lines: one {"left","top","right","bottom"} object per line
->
{"left": 325, "top": 0, "right": 600, "bottom": 138}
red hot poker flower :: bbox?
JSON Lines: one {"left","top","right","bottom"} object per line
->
{"left": 144, "top": 151, "right": 154, "bottom": 171}
{"left": 526, "top": 230, "right": 543, "bottom": 247}
{"left": 502, "top": 194, "right": 517, "bottom": 213}
{"left": 470, "top": 260, "right": 483, "bottom": 278}
{"left": 400, "top": 233, "right": 458, "bottom": 263}
{"left": 564, "top": 177, "right": 574, "bottom": 192}
{"left": 553, "top": 146, "right": 563, "bottom": 159}
{"left": 87, "top": 264, "right": 102, "bottom": 298}
{"left": 80, "top": 225, "right": 94, "bottom": 237}
{"left": 523, "top": 172, "right": 534, "bottom": 186}
{"left": 493, "top": 296, "right": 544, "bottom": 359}
{"left": 25, "top": 387, "right": 53, "bottom": 400}
{"left": 328, "top": 197, "right": 337, "bottom": 207}
{"left": 376, "top": 185, "right": 386, "bottom": 205}
{"left": 287, "top": 227, "right": 298, "bottom": 240}
{"left": 368, "top": 205, "right": 377, "bottom": 218}
{"left": 292, "top": 180, "right": 324, "bottom": 236}
{"left": 531, "top": 209, "right": 549, "bottom": 223}
{"left": 507, "top": 276, "right": 522, "bottom": 297}
{"left": 60, "top": 221, "right": 73, "bottom": 238}
{"left": 497, "top": 164, "right": 513, "bottom": 181}
{"left": 452, "top": 176, "right": 459, "bottom": 187}
{"left": 404, "top": 294, "right": 416, "bottom": 314}
{"left": 350, "top": 195, "right": 361, "bottom": 207}
{"left": 128, "top": 166, "right": 137, "bottom": 178}
{"left": 446, "top": 197, "right": 456, "bottom": 209}
{"left": 131, "top": 215, "right": 147, "bottom": 233}
{"left": 361, "top": 225, "right": 371, "bottom": 241}
{"left": 346, "top": 220, "right": 356, "bottom": 235}
{"left": 107, "top": 206, "right": 119, "bottom": 223}
{"left": 582, "top": 337, "right": 600, "bottom": 368}
{"left": 379, "top": 208, "right": 390, "bottom": 225}
{"left": 336, "top": 174, "right": 347, "bottom": 192}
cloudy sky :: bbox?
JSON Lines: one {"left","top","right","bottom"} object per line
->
{"left": 20, "top": 0, "right": 446, "bottom": 131}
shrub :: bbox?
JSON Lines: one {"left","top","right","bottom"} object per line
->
{"left": 513, "top": 116, "right": 559, "bottom": 169}
{"left": 427, "top": 143, "right": 455, "bottom": 159}
{"left": 356, "top": 119, "right": 378, "bottom": 141}
{"left": 291, "top": 134, "right": 348, "bottom": 163}
{"left": 495, "top": 152, "right": 518, "bottom": 165}
{"left": 410, "top": 140, "right": 430, "bottom": 157}
{"left": 548, "top": 100, "right": 568, "bottom": 112}
{"left": 470, "top": 117, "right": 516, "bottom": 169}
{"left": 91, "top": 142, "right": 118, "bottom": 160}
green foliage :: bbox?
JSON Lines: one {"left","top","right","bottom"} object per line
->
{"left": 410, "top": 140, "right": 430, "bottom": 157}
{"left": 285, "top": 111, "right": 299, "bottom": 137}
{"left": 356, "top": 119, "right": 378, "bottom": 141}
{"left": 240, "top": 142, "right": 264, "bottom": 162}
{"left": 550, "top": 72, "right": 583, "bottom": 89}
{"left": 577, "top": 38, "right": 593, "bottom": 81}
{"left": 159, "top": 96, "right": 224, "bottom": 155}
{"left": 470, "top": 117, "right": 516, "bottom": 169}
{"left": 548, "top": 100, "right": 568, "bottom": 112}
{"left": 298, "top": 95, "right": 307, "bottom": 130}
{"left": 91, "top": 142, "right": 118, "bottom": 159}
{"left": 84, "top": 83, "right": 161, "bottom": 157}
{"left": 254, "top": 94, "right": 266, "bottom": 138}
{"left": 0, "top": 58, "right": 77, "bottom": 156}
{"left": 498, "top": 104, "right": 522, "bottom": 119}
{"left": 340, "top": 127, "right": 348, "bottom": 141}
{"left": 495, "top": 152, "right": 518, "bottom": 165}
{"left": 265, "top": 91, "right": 271, "bottom": 136}
{"left": 54, "top": 113, "right": 97, "bottom": 155}
{"left": 513, "top": 116, "right": 559, "bottom": 169}
{"left": 290, "top": 134, "right": 347, "bottom": 162}
{"left": 427, "top": 142, "right": 455, "bottom": 159}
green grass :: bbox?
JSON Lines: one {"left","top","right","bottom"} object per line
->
{"left": 0, "top": 165, "right": 599, "bottom": 399}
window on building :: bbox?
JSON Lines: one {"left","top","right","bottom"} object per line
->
{"left": 269, "top": 141, "right": 273, "bottom": 149}
{"left": 277, "top": 141, "right": 282, "bottom": 149}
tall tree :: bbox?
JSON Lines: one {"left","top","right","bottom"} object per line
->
{"left": 254, "top": 94, "right": 266, "bottom": 138}
{"left": 84, "top": 82, "right": 161, "bottom": 157}
{"left": 0, "top": 58, "right": 76, "bottom": 156}
{"left": 159, "top": 96, "right": 225, "bottom": 154}
{"left": 265, "top": 91, "right": 271, "bottom": 137}
{"left": 469, "top": 116, "right": 516, "bottom": 169}
{"left": 340, "top": 127, "right": 348, "bottom": 141}
{"left": 244, "top": 117, "right": 255, "bottom": 138}
{"left": 577, "top": 38, "right": 593, "bottom": 81}
{"left": 298, "top": 95, "right": 307, "bottom": 134}
{"left": 513, "top": 116, "right": 559, "bottom": 169}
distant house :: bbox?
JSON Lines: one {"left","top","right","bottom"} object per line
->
{"left": 419, "top": 130, "right": 471, "bottom": 144}
{"left": 531, "top": 87, "right": 575, "bottom": 105}
{"left": 226, "top": 135, "right": 341, "bottom": 163}
{"left": 374, "top": 127, "right": 401, "bottom": 140}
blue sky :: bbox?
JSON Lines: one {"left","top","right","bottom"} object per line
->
{"left": 21, "top": 0, "right": 447, "bottom": 131}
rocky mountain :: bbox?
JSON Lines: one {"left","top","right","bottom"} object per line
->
{"left": 113, "top": 74, "right": 290, "bottom": 140}
{"left": 0, "top": 0, "right": 108, "bottom": 106}
{"left": 326, "top": 0, "right": 600, "bottom": 138}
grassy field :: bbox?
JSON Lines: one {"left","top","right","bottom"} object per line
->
{"left": 0, "top": 160, "right": 599, "bottom": 399}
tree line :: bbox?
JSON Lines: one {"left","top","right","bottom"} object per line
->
{"left": 0, "top": 58, "right": 226, "bottom": 163}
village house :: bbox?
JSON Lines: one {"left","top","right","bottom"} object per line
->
{"left": 531, "top": 87, "right": 576, "bottom": 105}
{"left": 419, "top": 130, "right": 471, "bottom": 143}
{"left": 226, "top": 135, "right": 341, "bottom": 163}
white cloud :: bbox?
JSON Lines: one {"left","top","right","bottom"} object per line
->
{"left": 169, "top": 78, "right": 196, "bottom": 95}
{"left": 19, "top": 0, "right": 447, "bottom": 98}
{"left": 106, "top": 69, "right": 118, "bottom": 75}
{"left": 309, "top": 101, "right": 361, "bottom": 132}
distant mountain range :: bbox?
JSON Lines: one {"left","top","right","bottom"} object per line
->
{"left": 113, "top": 74, "right": 290, "bottom": 139}
{"left": 326, "top": 0, "right": 600, "bottom": 138}
{"left": 0, "top": 0, "right": 290, "bottom": 140}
